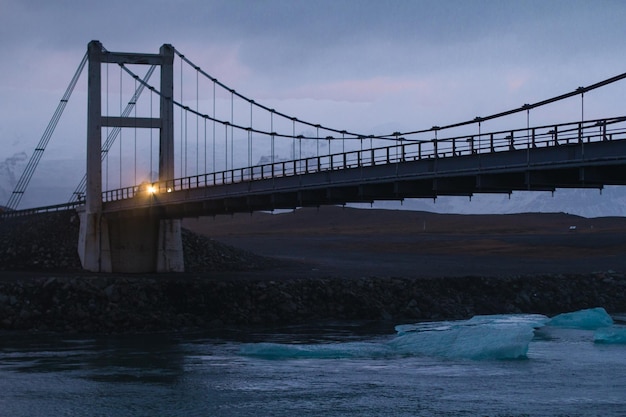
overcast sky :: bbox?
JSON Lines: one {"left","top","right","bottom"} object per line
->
{"left": 2, "top": 0, "right": 626, "bottom": 202}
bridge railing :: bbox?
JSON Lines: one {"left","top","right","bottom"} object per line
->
{"left": 0, "top": 201, "right": 84, "bottom": 219}
{"left": 102, "top": 116, "right": 626, "bottom": 203}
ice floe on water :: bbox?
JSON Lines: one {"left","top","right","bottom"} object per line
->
{"left": 547, "top": 307, "right": 614, "bottom": 330}
{"left": 543, "top": 307, "right": 626, "bottom": 344}
{"left": 240, "top": 308, "right": 626, "bottom": 360}
{"left": 594, "top": 326, "right": 626, "bottom": 344}
{"left": 241, "top": 313, "right": 548, "bottom": 361}
{"left": 390, "top": 314, "right": 548, "bottom": 360}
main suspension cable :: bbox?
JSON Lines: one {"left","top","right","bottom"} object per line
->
{"left": 121, "top": 45, "right": 626, "bottom": 146}
{"left": 172, "top": 48, "right": 368, "bottom": 139}
{"left": 393, "top": 70, "right": 626, "bottom": 139}
{"left": 117, "top": 62, "right": 359, "bottom": 141}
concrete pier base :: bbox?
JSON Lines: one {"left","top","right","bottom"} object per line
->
{"left": 157, "top": 219, "right": 185, "bottom": 272}
{"left": 78, "top": 212, "right": 184, "bottom": 273}
{"left": 78, "top": 210, "right": 112, "bottom": 273}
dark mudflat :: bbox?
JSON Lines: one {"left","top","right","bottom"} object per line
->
{"left": 184, "top": 206, "right": 626, "bottom": 279}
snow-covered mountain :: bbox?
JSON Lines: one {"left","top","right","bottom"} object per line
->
{"left": 0, "top": 152, "right": 28, "bottom": 206}
{"left": 0, "top": 152, "right": 83, "bottom": 209}
{"left": 351, "top": 187, "right": 626, "bottom": 218}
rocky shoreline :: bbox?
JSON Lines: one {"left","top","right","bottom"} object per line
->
{"left": 1, "top": 271, "right": 625, "bottom": 333}
{"left": 1, "top": 211, "right": 626, "bottom": 333}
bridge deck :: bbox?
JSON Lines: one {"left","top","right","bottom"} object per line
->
{"left": 102, "top": 137, "right": 626, "bottom": 219}
{"left": 3, "top": 116, "right": 626, "bottom": 220}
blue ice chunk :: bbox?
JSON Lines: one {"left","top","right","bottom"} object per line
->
{"left": 594, "top": 326, "right": 626, "bottom": 344}
{"left": 547, "top": 307, "right": 614, "bottom": 330}
{"left": 390, "top": 314, "right": 548, "bottom": 360}
{"left": 465, "top": 314, "right": 549, "bottom": 329}
{"left": 241, "top": 314, "right": 549, "bottom": 361}
{"left": 394, "top": 320, "right": 457, "bottom": 336}
{"left": 394, "top": 314, "right": 548, "bottom": 335}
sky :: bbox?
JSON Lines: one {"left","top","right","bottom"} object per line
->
{"left": 1, "top": 0, "right": 626, "bottom": 208}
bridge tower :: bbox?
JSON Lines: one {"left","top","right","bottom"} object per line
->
{"left": 78, "top": 40, "right": 184, "bottom": 273}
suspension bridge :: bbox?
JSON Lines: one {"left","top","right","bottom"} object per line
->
{"left": 2, "top": 41, "right": 626, "bottom": 273}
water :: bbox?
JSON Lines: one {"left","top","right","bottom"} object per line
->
{"left": 1, "top": 310, "right": 626, "bottom": 416}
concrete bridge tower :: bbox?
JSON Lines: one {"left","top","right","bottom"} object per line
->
{"left": 77, "top": 41, "right": 184, "bottom": 273}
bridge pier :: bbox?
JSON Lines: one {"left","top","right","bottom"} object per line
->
{"left": 156, "top": 219, "right": 185, "bottom": 272}
{"left": 77, "top": 210, "right": 112, "bottom": 273}
{"left": 107, "top": 216, "right": 183, "bottom": 273}
{"left": 78, "top": 209, "right": 184, "bottom": 273}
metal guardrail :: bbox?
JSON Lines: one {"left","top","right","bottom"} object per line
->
{"left": 102, "top": 116, "right": 626, "bottom": 203}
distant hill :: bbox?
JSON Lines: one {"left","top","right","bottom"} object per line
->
{"left": 183, "top": 205, "right": 626, "bottom": 238}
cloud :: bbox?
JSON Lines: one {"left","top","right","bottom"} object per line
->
{"left": 3, "top": 1, "right": 626, "bottom": 153}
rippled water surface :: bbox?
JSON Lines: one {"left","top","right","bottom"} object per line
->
{"left": 1, "top": 311, "right": 626, "bottom": 416}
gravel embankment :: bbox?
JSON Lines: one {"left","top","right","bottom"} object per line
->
{"left": 1, "top": 272, "right": 625, "bottom": 332}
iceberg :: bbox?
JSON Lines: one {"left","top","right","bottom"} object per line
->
{"left": 547, "top": 307, "right": 614, "bottom": 330}
{"left": 390, "top": 314, "right": 548, "bottom": 360}
{"left": 240, "top": 309, "right": 623, "bottom": 361}
{"left": 240, "top": 314, "right": 548, "bottom": 361}
{"left": 594, "top": 326, "right": 626, "bottom": 344}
